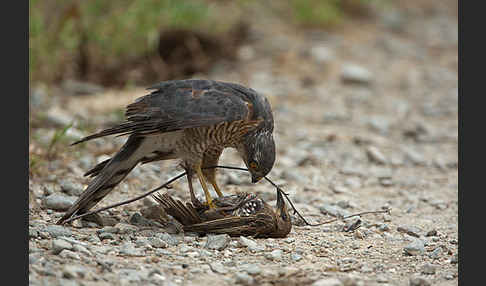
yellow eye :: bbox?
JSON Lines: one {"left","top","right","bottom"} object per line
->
{"left": 249, "top": 161, "right": 258, "bottom": 169}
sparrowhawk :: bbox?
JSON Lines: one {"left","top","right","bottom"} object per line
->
{"left": 58, "top": 79, "right": 276, "bottom": 225}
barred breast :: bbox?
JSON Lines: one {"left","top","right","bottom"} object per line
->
{"left": 178, "top": 120, "right": 256, "bottom": 165}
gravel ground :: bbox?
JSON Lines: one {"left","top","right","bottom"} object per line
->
{"left": 29, "top": 3, "right": 458, "bottom": 285}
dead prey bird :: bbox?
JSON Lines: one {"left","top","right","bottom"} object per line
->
{"left": 58, "top": 79, "right": 276, "bottom": 225}
{"left": 153, "top": 190, "right": 291, "bottom": 238}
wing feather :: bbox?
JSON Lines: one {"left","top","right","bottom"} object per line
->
{"left": 72, "top": 80, "right": 258, "bottom": 145}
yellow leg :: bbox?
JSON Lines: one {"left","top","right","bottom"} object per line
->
{"left": 195, "top": 165, "right": 216, "bottom": 209}
{"left": 208, "top": 177, "right": 224, "bottom": 197}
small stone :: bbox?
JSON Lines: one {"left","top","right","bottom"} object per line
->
{"left": 330, "top": 184, "right": 350, "bottom": 194}
{"left": 209, "top": 262, "right": 227, "bottom": 274}
{"left": 376, "top": 275, "right": 388, "bottom": 283}
{"left": 267, "top": 249, "right": 283, "bottom": 261}
{"left": 409, "top": 276, "right": 431, "bottom": 286}
{"left": 98, "top": 233, "right": 115, "bottom": 241}
{"left": 425, "top": 230, "right": 437, "bottom": 237}
{"left": 29, "top": 228, "right": 39, "bottom": 239}
{"left": 404, "top": 239, "right": 425, "bottom": 256}
{"left": 284, "top": 237, "right": 295, "bottom": 243}
{"left": 242, "top": 264, "right": 261, "bottom": 275}
{"left": 291, "top": 253, "right": 302, "bottom": 262}
{"left": 421, "top": 263, "right": 436, "bottom": 275}
{"left": 205, "top": 234, "right": 230, "bottom": 250}
{"left": 383, "top": 214, "right": 392, "bottom": 222}
{"left": 59, "top": 179, "right": 84, "bottom": 196}
{"left": 341, "top": 64, "right": 373, "bottom": 85}
{"left": 428, "top": 247, "right": 442, "bottom": 259}
{"left": 42, "top": 194, "right": 76, "bottom": 211}
{"left": 52, "top": 239, "right": 73, "bottom": 254}
{"left": 129, "top": 212, "right": 154, "bottom": 226}
{"left": 320, "top": 204, "right": 350, "bottom": 218}
{"left": 239, "top": 236, "right": 265, "bottom": 252}
{"left": 367, "top": 116, "right": 391, "bottom": 135}
{"left": 115, "top": 223, "right": 138, "bottom": 234}
{"left": 97, "top": 226, "right": 120, "bottom": 234}
{"left": 119, "top": 243, "right": 143, "bottom": 257}
{"left": 59, "top": 249, "right": 80, "bottom": 260}
{"left": 62, "top": 265, "right": 86, "bottom": 279}
{"left": 366, "top": 146, "right": 388, "bottom": 164}
{"left": 404, "top": 148, "right": 426, "bottom": 165}
{"left": 235, "top": 272, "right": 255, "bottom": 285}
{"left": 450, "top": 254, "right": 458, "bottom": 264}
{"left": 378, "top": 224, "right": 390, "bottom": 231}
{"left": 72, "top": 245, "right": 92, "bottom": 256}
{"left": 157, "top": 232, "right": 180, "bottom": 246}
{"left": 397, "top": 225, "right": 422, "bottom": 238}
{"left": 148, "top": 237, "right": 168, "bottom": 248}
{"left": 312, "top": 277, "right": 343, "bottom": 286}
{"left": 310, "top": 45, "right": 334, "bottom": 64}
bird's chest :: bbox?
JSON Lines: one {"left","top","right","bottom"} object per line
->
{"left": 181, "top": 122, "right": 246, "bottom": 153}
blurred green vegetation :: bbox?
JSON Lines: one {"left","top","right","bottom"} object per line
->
{"left": 29, "top": 0, "right": 380, "bottom": 86}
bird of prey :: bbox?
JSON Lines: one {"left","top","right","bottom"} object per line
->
{"left": 153, "top": 190, "right": 292, "bottom": 238}
{"left": 57, "top": 79, "right": 276, "bottom": 225}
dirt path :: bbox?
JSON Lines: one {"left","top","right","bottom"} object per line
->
{"left": 29, "top": 2, "right": 458, "bottom": 285}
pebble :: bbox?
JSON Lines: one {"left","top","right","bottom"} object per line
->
{"left": 267, "top": 249, "right": 283, "bottom": 261}
{"left": 366, "top": 146, "right": 388, "bottom": 164}
{"left": 148, "top": 237, "right": 169, "bottom": 248}
{"left": 404, "top": 239, "right": 425, "bottom": 256}
{"left": 235, "top": 272, "right": 255, "bottom": 285}
{"left": 59, "top": 249, "right": 81, "bottom": 260}
{"left": 319, "top": 203, "right": 350, "bottom": 218}
{"left": 311, "top": 277, "right": 343, "bottom": 286}
{"left": 397, "top": 225, "right": 422, "bottom": 238}
{"left": 157, "top": 232, "right": 180, "bottom": 246}
{"left": 58, "top": 179, "right": 84, "bottom": 196}
{"left": 205, "top": 234, "right": 230, "bottom": 250}
{"left": 119, "top": 243, "right": 144, "bottom": 257}
{"left": 403, "top": 148, "right": 426, "bottom": 165}
{"left": 29, "top": 228, "right": 39, "bottom": 239}
{"left": 341, "top": 64, "right": 373, "bottom": 85}
{"left": 41, "top": 194, "right": 76, "bottom": 211}
{"left": 129, "top": 212, "right": 155, "bottom": 227}
{"left": 72, "top": 245, "right": 92, "bottom": 257}
{"left": 421, "top": 263, "right": 436, "bottom": 275}
{"left": 52, "top": 239, "right": 73, "bottom": 254}
{"left": 98, "top": 233, "right": 115, "bottom": 241}
{"left": 239, "top": 236, "right": 265, "bottom": 252}
{"left": 291, "top": 253, "right": 303, "bottom": 262}
{"left": 209, "top": 262, "right": 228, "bottom": 274}
{"left": 62, "top": 265, "right": 86, "bottom": 279}
{"left": 242, "top": 263, "right": 261, "bottom": 275}
{"left": 425, "top": 229, "right": 437, "bottom": 237}
{"left": 367, "top": 116, "right": 391, "bottom": 135}
{"left": 97, "top": 226, "right": 120, "bottom": 234}
{"left": 310, "top": 45, "right": 334, "bottom": 64}
{"left": 450, "top": 254, "right": 458, "bottom": 264}
{"left": 115, "top": 223, "right": 138, "bottom": 234}
{"left": 409, "top": 277, "right": 431, "bottom": 286}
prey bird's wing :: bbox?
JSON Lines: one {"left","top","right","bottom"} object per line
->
{"left": 182, "top": 213, "right": 276, "bottom": 237}
{"left": 72, "top": 80, "right": 260, "bottom": 145}
{"left": 153, "top": 193, "right": 202, "bottom": 225}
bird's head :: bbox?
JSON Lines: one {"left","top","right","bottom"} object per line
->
{"left": 237, "top": 129, "right": 275, "bottom": 183}
{"left": 271, "top": 189, "right": 292, "bottom": 238}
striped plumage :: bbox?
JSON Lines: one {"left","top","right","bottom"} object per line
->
{"left": 153, "top": 190, "right": 292, "bottom": 238}
{"left": 57, "top": 79, "right": 276, "bottom": 225}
